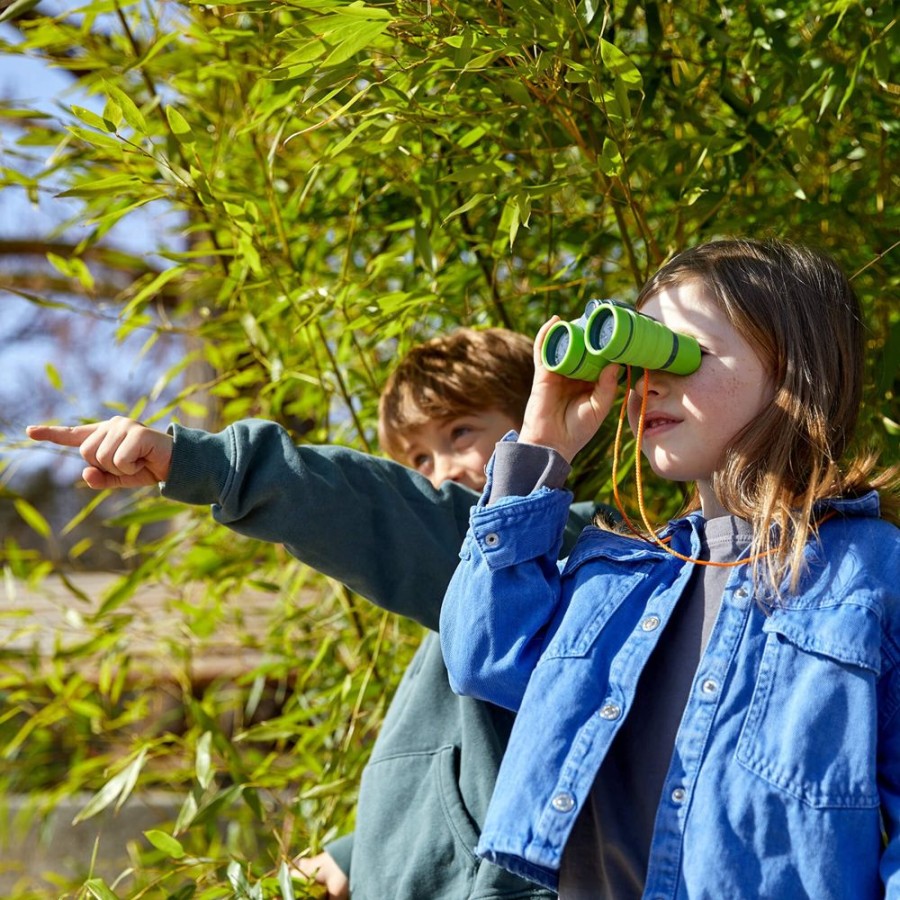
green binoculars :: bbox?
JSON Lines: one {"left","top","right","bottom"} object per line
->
{"left": 540, "top": 299, "right": 702, "bottom": 382}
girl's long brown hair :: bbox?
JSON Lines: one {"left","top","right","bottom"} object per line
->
{"left": 635, "top": 238, "right": 897, "bottom": 593}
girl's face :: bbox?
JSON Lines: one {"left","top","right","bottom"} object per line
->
{"left": 628, "top": 280, "right": 773, "bottom": 518}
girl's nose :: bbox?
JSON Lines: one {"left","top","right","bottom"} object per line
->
{"left": 635, "top": 370, "right": 666, "bottom": 395}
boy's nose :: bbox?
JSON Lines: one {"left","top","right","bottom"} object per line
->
{"left": 432, "top": 454, "right": 465, "bottom": 488}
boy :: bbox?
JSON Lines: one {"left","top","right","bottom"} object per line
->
{"left": 28, "top": 328, "right": 600, "bottom": 899}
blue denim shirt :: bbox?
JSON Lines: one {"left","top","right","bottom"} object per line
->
{"left": 440, "top": 457, "right": 900, "bottom": 898}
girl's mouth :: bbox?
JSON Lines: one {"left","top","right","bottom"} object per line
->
{"left": 642, "top": 414, "right": 679, "bottom": 434}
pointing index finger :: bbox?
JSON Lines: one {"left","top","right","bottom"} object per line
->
{"left": 25, "top": 423, "right": 101, "bottom": 448}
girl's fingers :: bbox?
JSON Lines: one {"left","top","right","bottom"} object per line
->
{"left": 82, "top": 467, "right": 119, "bottom": 490}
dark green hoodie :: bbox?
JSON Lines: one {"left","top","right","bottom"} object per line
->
{"left": 162, "top": 419, "right": 595, "bottom": 900}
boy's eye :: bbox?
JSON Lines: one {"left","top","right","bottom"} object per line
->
{"left": 451, "top": 425, "right": 473, "bottom": 442}
{"left": 412, "top": 454, "right": 432, "bottom": 471}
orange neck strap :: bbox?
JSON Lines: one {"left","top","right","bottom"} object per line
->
{"left": 610, "top": 368, "right": 770, "bottom": 569}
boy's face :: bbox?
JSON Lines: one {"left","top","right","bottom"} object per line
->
{"left": 396, "top": 409, "right": 520, "bottom": 491}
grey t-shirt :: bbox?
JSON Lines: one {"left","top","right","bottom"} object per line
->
{"left": 558, "top": 515, "right": 753, "bottom": 899}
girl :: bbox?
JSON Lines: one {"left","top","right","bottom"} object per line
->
{"left": 439, "top": 238, "right": 900, "bottom": 899}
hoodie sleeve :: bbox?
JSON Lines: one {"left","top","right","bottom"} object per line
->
{"left": 161, "top": 419, "right": 478, "bottom": 631}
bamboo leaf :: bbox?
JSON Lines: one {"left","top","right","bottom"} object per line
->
{"left": 144, "top": 830, "right": 186, "bottom": 859}
{"left": 61, "top": 490, "right": 111, "bottom": 536}
{"left": 166, "top": 105, "right": 193, "bottom": 138}
{"left": 321, "top": 20, "right": 389, "bottom": 67}
{"left": 174, "top": 790, "right": 199, "bottom": 834}
{"left": 0, "top": 0, "right": 41, "bottom": 23}
{"left": 278, "top": 861, "right": 297, "bottom": 900}
{"left": 442, "top": 192, "right": 490, "bottom": 225}
{"left": 599, "top": 137, "right": 624, "bottom": 177}
{"left": 196, "top": 730, "right": 214, "bottom": 790}
{"left": 120, "top": 266, "right": 185, "bottom": 318}
{"left": 71, "top": 105, "right": 115, "bottom": 133}
{"left": 600, "top": 39, "right": 643, "bottom": 88}
{"left": 73, "top": 749, "right": 148, "bottom": 824}
{"left": 101, "top": 81, "right": 147, "bottom": 133}
{"left": 44, "top": 362, "right": 63, "bottom": 390}
{"left": 13, "top": 499, "right": 51, "bottom": 538}
{"left": 82, "top": 879, "right": 120, "bottom": 900}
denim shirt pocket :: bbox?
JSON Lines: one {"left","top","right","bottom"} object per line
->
{"left": 541, "top": 533, "right": 659, "bottom": 659}
{"left": 736, "top": 601, "right": 882, "bottom": 809}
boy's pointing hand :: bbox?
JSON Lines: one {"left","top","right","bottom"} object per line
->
{"left": 26, "top": 417, "right": 174, "bottom": 489}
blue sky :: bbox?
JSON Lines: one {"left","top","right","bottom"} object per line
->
{"left": 0, "top": 26, "right": 87, "bottom": 242}
{"left": 0, "top": 25, "right": 186, "bottom": 481}
{"left": 0, "top": 23, "right": 180, "bottom": 254}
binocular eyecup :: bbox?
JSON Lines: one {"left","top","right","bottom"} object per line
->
{"left": 540, "top": 299, "right": 701, "bottom": 382}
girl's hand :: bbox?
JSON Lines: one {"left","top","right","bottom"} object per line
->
{"left": 26, "top": 417, "right": 174, "bottom": 489}
{"left": 518, "top": 317, "right": 621, "bottom": 463}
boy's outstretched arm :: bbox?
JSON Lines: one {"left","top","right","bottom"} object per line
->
{"left": 26, "top": 419, "right": 173, "bottom": 489}
{"left": 27, "top": 416, "right": 478, "bottom": 631}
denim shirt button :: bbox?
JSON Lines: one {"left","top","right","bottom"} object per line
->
{"left": 551, "top": 792, "right": 576, "bottom": 813}
{"left": 641, "top": 615, "right": 660, "bottom": 632}
{"left": 735, "top": 587, "right": 749, "bottom": 599}
{"left": 484, "top": 532, "right": 500, "bottom": 548}
{"left": 599, "top": 703, "right": 621, "bottom": 720}
{"left": 701, "top": 678, "right": 718, "bottom": 695}
{"left": 671, "top": 787, "right": 686, "bottom": 803}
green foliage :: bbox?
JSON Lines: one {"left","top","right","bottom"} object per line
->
{"left": 0, "top": 0, "right": 897, "bottom": 895}
{"left": 1, "top": 517, "right": 419, "bottom": 897}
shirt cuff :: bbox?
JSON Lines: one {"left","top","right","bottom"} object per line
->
{"left": 487, "top": 440, "right": 571, "bottom": 504}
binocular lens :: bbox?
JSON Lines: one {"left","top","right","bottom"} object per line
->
{"left": 540, "top": 320, "right": 604, "bottom": 380}
{"left": 545, "top": 328, "right": 570, "bottom": 366}
{"left": 593, "top": 311, "right": 617, "bottom": 350}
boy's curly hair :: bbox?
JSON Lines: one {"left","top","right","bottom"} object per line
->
{"left": 378, "top": 327, "right": 534, "bottom": 462}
